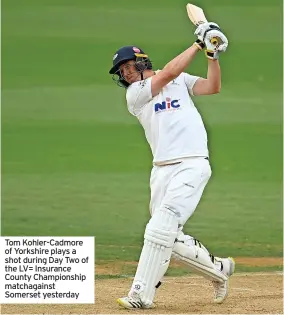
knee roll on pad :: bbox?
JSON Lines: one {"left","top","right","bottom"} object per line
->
{"left": 144, "top": 206, "right": 179, "bottom": 247}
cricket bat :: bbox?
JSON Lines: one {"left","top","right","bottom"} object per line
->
{"left": 186, "top": 3, "right": 218, "bottom": 46}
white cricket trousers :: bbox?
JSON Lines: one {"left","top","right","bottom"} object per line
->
{"left": 149, "top": 157, "right": 212, "bottom": 225}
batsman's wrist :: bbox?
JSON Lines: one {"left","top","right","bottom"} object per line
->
{"left": 194, "top": 39, "right": 205, "bottom": 50}
{"left": 205, "top": 49, "right": 219, "bottom": 60}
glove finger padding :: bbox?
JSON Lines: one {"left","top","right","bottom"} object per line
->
{"left": 204, "top": 30, "right": 228, "bottom": 59}
{"left": 217, "top": 43, "right": 228, "bottom": 52}
{"left": 194, "top": 22, "right": 221, "bottom": 42}
{"left": 194, "top": 22, "right": 220, "bottom": 36}
{"left": 204, "top": 30, "right": 228, "bottom": 49}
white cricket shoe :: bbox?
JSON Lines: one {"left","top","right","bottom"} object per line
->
{"left": 212, "top": 257, "right": 235, "bottom": 304}
{"left": 117, "top": 296, "right": 153, "bottom": 309}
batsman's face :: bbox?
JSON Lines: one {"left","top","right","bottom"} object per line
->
{"left": 120, "top": 61, "right": 140, "bottom": 84}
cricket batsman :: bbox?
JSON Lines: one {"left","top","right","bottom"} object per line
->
{"left": 109, "top": 22, "right": 235, "bottom": 309}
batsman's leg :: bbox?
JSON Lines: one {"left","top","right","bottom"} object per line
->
{"left": 152, "top": 157, "right": 235, "bottom": 304}
{"left": 172, "top": 230, "right": 235, "bottom": 303}
{"left": 117, "top": 206, "right": 179, "bottom": 309}
{"left": 167, "top": 158, "right": 235, "bottom": 303}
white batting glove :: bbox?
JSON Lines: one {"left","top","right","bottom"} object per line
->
{"left": 194, "top": 22, "right": 221, "bottom": 43}
{"left": 204, "top": 29, "right": 229, "bottom": 60}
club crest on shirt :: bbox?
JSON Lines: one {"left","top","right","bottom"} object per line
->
{"left": 154, "top": 97, "right": 180, "bottom": 113}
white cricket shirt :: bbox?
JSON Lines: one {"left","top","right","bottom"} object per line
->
{"left": 126, "top": 72, "right": 209, "bottom": 165}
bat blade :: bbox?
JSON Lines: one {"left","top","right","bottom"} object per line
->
{"left": 186, "top": 3, "right": 218, "bottom": 46}
{"left": 186, "top": 3, "right": 208, "bottom": 26}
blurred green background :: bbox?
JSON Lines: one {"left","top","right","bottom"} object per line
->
{"left": 2, "top": 0, "right": 282, "bottom": 272}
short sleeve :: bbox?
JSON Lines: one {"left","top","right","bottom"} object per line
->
{"left": 126, "top": 77, "right": 153, "bottom": 116}
{"left": 183, "top": 73, "right": 200, "bottom": 96}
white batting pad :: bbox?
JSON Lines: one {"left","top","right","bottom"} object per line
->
{"left": 172, "top": 231, "right": 228, "bottom": 283}
{"left": 129, "top": 207, "right": 179, "bottom": 306}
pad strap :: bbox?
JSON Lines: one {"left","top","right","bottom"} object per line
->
{"left": 172, "top": 232, "right": 227, "bottom": 283}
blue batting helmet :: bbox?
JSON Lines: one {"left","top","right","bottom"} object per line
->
{"left": 109, "top": 46, "right": 152, "bottom": 88}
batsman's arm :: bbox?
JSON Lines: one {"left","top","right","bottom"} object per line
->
{"left": 192, "top": 59, "right": 221, "bottom": 95}
{"left": 151, "top": 44, "right": 200, "bottom": 97}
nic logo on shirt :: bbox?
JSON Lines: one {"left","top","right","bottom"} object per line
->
{"left": 154, "top": 97, "right": 180, "bottom": 113}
